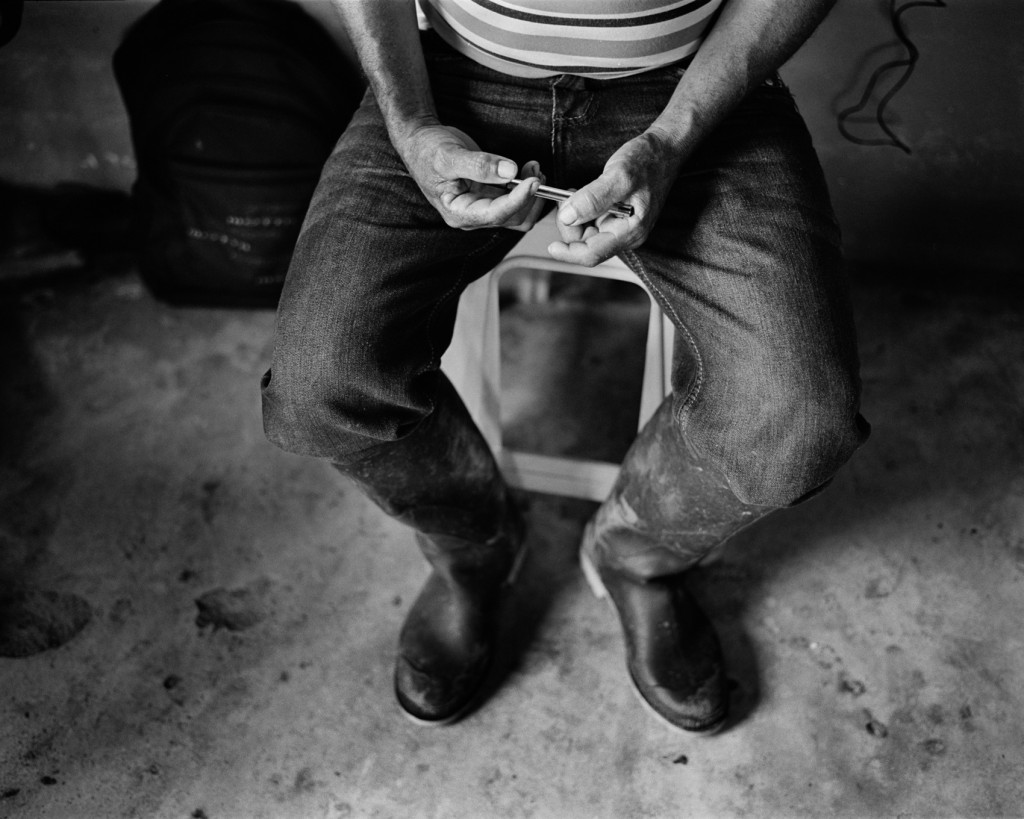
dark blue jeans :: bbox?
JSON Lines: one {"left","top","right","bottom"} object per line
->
{"left": 262, "top": 31, "right": 868, "bottom": 537}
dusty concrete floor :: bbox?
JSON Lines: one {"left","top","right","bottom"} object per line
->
{"left": 1, "top": 260, "right": 1023, "bottom": 819}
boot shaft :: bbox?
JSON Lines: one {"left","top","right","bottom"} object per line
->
{"left": 590, "top": 397, "right": 775, "bottom": 581}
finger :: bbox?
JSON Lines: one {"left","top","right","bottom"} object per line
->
{"left": 554, "top": 212, "right": 586, "bottom": 244}
{"left": 442, "top": 146, "right": 518, "bottom": 185}
{"left": 473, "top": 160, "right": 546, "bottom": 228}
{"left": 444, "top": 175, "right": 540, "bottom": 228}
{"left": 505, "top": 162, "right": 548, "bottom": 231}
{"left": 493, "top": 175, "right": 543, "bottom": 227}
{"left": 506, "top": 192, "right": 547, "bottom": 232}
{"left": 557, "top": 170, "right": 630, "bottom": 227}
{"left": 547, "top": 227, "right": 623, "bottom": 268}
{"left": 522, "top": 159, "right": 542, "bottom": 181}
{"left": 520, "top": 192, "right": 548, "bottom": 231}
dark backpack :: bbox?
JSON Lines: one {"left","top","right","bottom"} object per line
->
{"left": 114, "top": 0, "right": 361, "bottom": 307}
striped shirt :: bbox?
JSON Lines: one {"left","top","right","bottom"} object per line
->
{"left": 418, "top": 0, "right": 723, "bottom": 79}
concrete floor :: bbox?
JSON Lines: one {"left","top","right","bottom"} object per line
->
{"left": 1, "top": 260, "right": 1023, "bottom": 819}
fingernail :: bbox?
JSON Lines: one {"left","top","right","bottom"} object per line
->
{"left": 559, "top": 205, "right": 577, "bottom": 225}
{"left": 498, "top": 160, "right": 516, "bottom": 179}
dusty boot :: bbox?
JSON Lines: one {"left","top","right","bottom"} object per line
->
{"left": 395, "top": 507, "right": 525, "bottom": 725}
{"left": 339, "top": 377, "right": 526, "bottom": 725}
{"left": 580, "top": 398, "right": 773, "bottom": 733}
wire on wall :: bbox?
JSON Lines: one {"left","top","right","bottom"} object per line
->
{"left": 837, "top": 0, "right": 947, "bottom": 154}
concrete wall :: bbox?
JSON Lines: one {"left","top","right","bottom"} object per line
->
{"left": 0, "top": 0, "right": 356, "bottom": 191}
{"left": 783, "top": 0, "right": 1024, "bottom": 277}
{"left": 0, "top": 0, "right": 147, "bottom": 191}
{"left": 1, "top": 0, "right": 1021, "bottom": 276}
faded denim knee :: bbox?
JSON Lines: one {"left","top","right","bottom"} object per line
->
{"left": 260, "top": 339, "right": 434, "bottom": 464}
{"left": 681, "top": 355, "right": 870, "bottom": 508}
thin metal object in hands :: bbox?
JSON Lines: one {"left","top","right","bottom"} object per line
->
{"left": 505, "top": 179, "right": 634, "bottom": 218}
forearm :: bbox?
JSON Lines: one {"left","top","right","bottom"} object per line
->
{"left": 649, "top": 0, "right": 837, "bottom": 154}
{"left": 330, "top": 1, "right": 542, "bottom": 230}
{"left": 329, "top": 0, "right": 438, "bottom": 145}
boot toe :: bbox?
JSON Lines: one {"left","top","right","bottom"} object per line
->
{"left": 394, "top": 651, "right": 490, "bottom": 726}
{"left": 627, "top": 663, "right": 729, "bottom": 734}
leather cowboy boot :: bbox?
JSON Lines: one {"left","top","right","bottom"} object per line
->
{"left": 339, "top": 376, "right": 526, "bottom": 726}
{"left": 580, "top": 398, "right": 773, "bottom": 733}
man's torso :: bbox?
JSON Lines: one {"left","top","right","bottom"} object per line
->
{"left": 418, "top": 0, "right": 723, "bottom": 78}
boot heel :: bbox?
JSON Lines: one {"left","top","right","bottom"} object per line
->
{"left": 579, "top": 545, "right": 609, "bottom": 601}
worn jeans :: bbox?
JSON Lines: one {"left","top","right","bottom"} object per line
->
{"left": 261, "top": 31, "right": 869, "bottom": 528}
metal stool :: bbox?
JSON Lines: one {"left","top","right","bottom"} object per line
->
{"left": 442, "top": 213, "right": 674, "bottom": 501}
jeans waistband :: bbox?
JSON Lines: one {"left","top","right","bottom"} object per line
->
{"left": 419, "top": 28, "right": 695, "bottom": 91}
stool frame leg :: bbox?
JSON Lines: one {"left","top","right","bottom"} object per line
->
{"left": 441, "top": 222, "right": 674, "bottom": 501}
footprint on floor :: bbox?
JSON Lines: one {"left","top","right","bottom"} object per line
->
{"left": 194, "top": 578, "right": 272, "bottom": 632}
{"left": 0, "top": 589, "right": 92, "bottom": 657}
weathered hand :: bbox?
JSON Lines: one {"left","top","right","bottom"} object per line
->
{"left": 547, "top": 129, "right": 684, "bottom": 266}
{"left": 400, "top": 123, "right": 545, "bottom": 231}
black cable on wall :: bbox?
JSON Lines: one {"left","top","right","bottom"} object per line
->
{"left": 837, "top": 0, "right": 947, "bottom": 154}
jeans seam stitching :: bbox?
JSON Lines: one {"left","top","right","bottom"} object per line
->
{"left": 550, "top": 85, "right": 557, "bottom": 163}
{"left": 554, "top": 95, "right": 595, "bottom": 125}
{"left": 552, "top": 92, "right": 596, "bottom": 126}
{"left": 550, "top": 82, "right": 595, "bottom": 137}
{"left": 620, "top": 248, "right": 704, "bottom": 427}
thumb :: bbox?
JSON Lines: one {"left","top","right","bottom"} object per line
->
{"left": 442, "top": 145, "right": 518, "bottom": 185}
{"left": 558, "top": 173, "right": 626, "bottom": 226}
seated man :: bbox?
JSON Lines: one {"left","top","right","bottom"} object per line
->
{"left": 261, "top": 0, "right": 869, "bottom": 732}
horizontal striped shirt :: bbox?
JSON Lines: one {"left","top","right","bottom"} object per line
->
{"left": 418, "top": 0, "right": 722, "bottom": 79}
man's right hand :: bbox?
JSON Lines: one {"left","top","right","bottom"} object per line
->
{"left": 400, "top": 123, "right": 545, "bottom": 232}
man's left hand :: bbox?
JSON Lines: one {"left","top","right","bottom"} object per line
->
{"left": 547, "top": 129, "right": 684, "bottom": 267}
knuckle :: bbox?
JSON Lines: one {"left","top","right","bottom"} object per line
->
{"left": 469, "top": 153, "right": 490, "bottom": 178}
{"left": 579, "top": 189, "right": 601, "bottom": 211}
{"left": 436, "top": 151, "right": 457, "bottom": 176}
{"left": 606, "top": 166, "right": 629, "bottom": 188}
